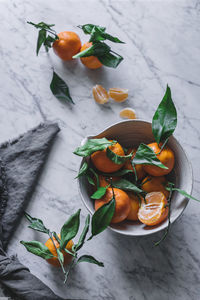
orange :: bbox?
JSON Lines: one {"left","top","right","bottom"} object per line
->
{"left": 141, "top": 176, "right": 170, "bottom": 198}
{"left": 45, "top": 234, "right": 73, "bottom": 267}
{"left": 95, "top": 187, "right": 130, "bottom": 223}
{"left": 80, "top": 42, "right": 102, "bottom": 69}
{"left": 124, "top": 149, "right": 146, "bottom": 180}
{"left": 144, "top": 143, "right": 175, "bottom": 176}
{"left": 93, "top": 85, "right": 109, "bottom": 104}
{"left": 126, "top": 193, "right": 140, "bottom": 221}
{"left": 120, "top": 108, "right": 136, "bottom": 119}
{"left": 109, "top": 88, "right": 128, "bottom": 102}
{"left": 138, "top": 192, "right": 168, "bottom": 226}
{"left": 53, "top": 31, "right": 81, "bottom": 61}
{"left": 91, "top": 141, "right": 125, "bottom": 173}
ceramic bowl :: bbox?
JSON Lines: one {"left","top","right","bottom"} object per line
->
{"left": 78, "top": 120, "right": 193, "bottom": 236}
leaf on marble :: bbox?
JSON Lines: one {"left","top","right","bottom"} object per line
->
{"left": 20, "top": 240, "right": 54, "bottom": 259}
{"left": 74, "top": 214, "right": 90, "bottom": 251}
{"left": 78, "top": 24, "right": 106, "bottom": 35}
{"left": 60, "top": 209, "right": 81, "bottom": 250}
{"left": 24, "top": 212, "right": 49, "bottom": 234}
{"left": 27, "top": 21, "right": 58, "bottom": 55}
{"left": 50, "top": 71, "right": 74, "bottom": 104}
{"left": 98, "top": 51, "right": 123, "bottom": 68}
{"left": 77, "top": 254, "right": 104, "bottom": 267}
{"left": 90, "top": 197, "right": 115, "bottom": 238}
{"left": 132, "top": 143, "right": 168, "bottom": 169}
{"left": 152, "top": 85, "right": 177, "bottom": 145}
{"left": 73, "top": 138, "right": 116, "bottom": 157}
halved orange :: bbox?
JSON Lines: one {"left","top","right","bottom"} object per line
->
{"left": 138, "top": 192, "right": 168, "bottom": 226}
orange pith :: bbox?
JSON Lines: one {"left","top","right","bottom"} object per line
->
{"left": 93, "top": 85, "right": 109, "bottom": 104}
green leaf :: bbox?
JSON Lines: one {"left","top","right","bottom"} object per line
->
{"left": 57, "top": 248, "right": 64, "bottom": 264}
{"left": 89, "top": 168, "right": 99, "bottom": 188}
{"left": 86, "top": 175, "right": 95, "bottom": 186}
{"left": 152, "top": 85, "right": 177, "bottom": 145}
{"left": 91, "top": 185, "right": 109, "bottom": 199}
{"left": 89, "top": 26, "right": 124, "bottom": 44}
{"left": 50, "top": 71, "right": 74, "bottom": 104}
{"left": 73, "top": 42, "right": 110, "bottom": 58}
{"left": 24, "top": 212, "right": 49, "bottom": 234}
{"left": 77, "top": 255, "right": 104, "bottom": 267}
{"left": 91, "top": 198, "right": 115, "bottom": 237}
{"left": 73, "top": 138, "right": 115, "bottom": 157}
{"left": 20, "top": 240, "right": 54, "bottom": 259}
{"left": 36, "top": 29, "right": 46, "bottom": 55}
{"left": 60, "top": 209, "right": 81, "bottom": 250}
{"left": 98, "top": 51, "right": 123, "bottom": 68}
{"left": 132, "top": 143, "right": 168, "bottom": 169}
{"left": 101, "top": 169, "right": 133, "bottom": 177}
{"left": 75, "top": 214, "right": 90, "bottom": 251}
{"left": 78, "top": 24, "right": 106, "bottom": 35}
{"left": 106, "top": 147, "right": 132, "bottom": 164}
{"left": 75, "top": 161, "right": 88, "bottom": 178}
{"left": 111, "top": 178, "right": 143, "bottom": 193}
{"left": 166, "top": 187, "right": 200, "bottom": 202}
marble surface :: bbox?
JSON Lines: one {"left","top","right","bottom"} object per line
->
{"left": 0, "top": 0, "right": 200, "bottom": 299}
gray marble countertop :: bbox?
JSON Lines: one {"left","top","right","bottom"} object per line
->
{"left": 0, "top": 0, "right": 200, "bottom": 299}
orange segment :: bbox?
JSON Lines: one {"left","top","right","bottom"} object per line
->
{"left": 120, "top": 108, "right": 136, "bottom": 120}
{"left": 92, "top": 85, "right": 109, "bottom": 104}
{"left": 138, "top": 192, "right": 168, "bottom": 226}
{"left": 109, "top": 88, "right": 128, "bottom": 102}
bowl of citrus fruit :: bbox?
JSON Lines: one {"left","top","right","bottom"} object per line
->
{"left": 74, "top": 86, "right": 195, "bottom": 242}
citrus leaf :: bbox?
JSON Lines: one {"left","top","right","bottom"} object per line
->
{"left": 78, "top": 24, "right": 106, "bottom": 34}
{"left": 91, "top": 185, "right": 109, "bottom": 199}
{"left": 106, "top": 147, "right": 132, "bottom": 164}
{"left": 101, "top": 169, "right": 133, "bottom": 177}
{"left": 57, "top": 248, "right": 64, "bottom": 264}
{"left": 60, "top": 209, "right": 81, "bottom": 250}
{"left": 98, "top": 52, "right": 123, "bottom": 68}
{"left": 166, "top": 187, "right": 200, "bottom": 202}
{"left": 73, "top": 138, "right": 115, "bottom": 157}
{"left": 20, "top": 241, "right": 54, "bottom": 259}
{"left": 77, "top": 255, "right": 104, "bottom": 267}
{"left": 50, "top": 71, "right": 74, "bottom": 104}
{"left": 90, "top": 198, "right": 115, "bottom": 237}
{"left": 132, "top": 143, "right": 168, "bottom": 169}
{"left": 89, "top": 168, "right": 99, "bottom": 188}
{"left": 86, "top": 175, "right": 95, "bottom": 186}
{"left": 36, "top": 29, "right": 46, "bottom": 55}
{"left": 89, "top": 26, "right": 124, "bottom": 44}
{"left": 73, "top": 42, "right": 110, "bottom": 58}
{"left": 111, "top": 178, "right": 143, "bottom": 193}
{"left": 75, "top": 161, "right": 88, "bottom": 178}
{"left": 75, "top": 214, "right": 90, "bottom": 251}
{"left": 24, "top": 212, "right": 49, "bottom": 234}
{"left": 152, "top": 85, "right": 177, "bottom": 145}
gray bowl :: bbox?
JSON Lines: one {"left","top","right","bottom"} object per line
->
{"left": 78, "top": 120, "right": 193, "bottom": 236}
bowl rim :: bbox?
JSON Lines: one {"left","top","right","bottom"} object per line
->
{"left": 77, "top": 119, "right": 193, "bottom": 237}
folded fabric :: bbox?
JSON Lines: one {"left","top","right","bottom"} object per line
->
{"left": 0, "top": 122, "right": 64, "bottom": 300}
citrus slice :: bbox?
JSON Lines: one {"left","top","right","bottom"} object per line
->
{"left": 138, "top": 192, "right": 168, "bottom": 226}
{"left": 109, "top": 88, "right": 128, "bottom": 102}
{"left": 92, "top": 84, "right": 109, "bottom": 104}
{"left": 119, "top": 108, "right": 136, "bottom": 119}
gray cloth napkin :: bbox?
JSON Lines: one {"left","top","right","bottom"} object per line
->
{"left": 0, "top": 122, "right": 64, "bottom": 300}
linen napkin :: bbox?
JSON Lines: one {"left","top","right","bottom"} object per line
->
{"left": 0, "top": 122, "right": 64, "bottom": 300}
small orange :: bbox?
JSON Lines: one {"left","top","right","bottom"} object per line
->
{"left": 91, "top": 141, "right": 125, "bottom": 173}
{"left": 138, "top": 192, "right": 168, "bottom": 226}
{"left": 144, "top": 143, "right": 175, "bottom": 176}
{"left": 80, "top": 42, "right": 102, "bottom": 69}
{"left": 126, "top": 193, "right": 140, "bottom": 221}
{"left": 124, "top": 148, "right": 146, "bottom": 180}
{"left": 141, "top": 176, "right": 170, "bottom": 198}
{"left": 53, "top": 31, "right": 81, "bottom": 61}
{"left": 95, "top": 187, "right": 130, "bottom": 223}
{"left": 45, "top": 234, "right": 73, "bottom": 267}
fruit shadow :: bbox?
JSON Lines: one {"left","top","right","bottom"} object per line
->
{"left": 107, "top": 218, "right": 186, "bottom": 295}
